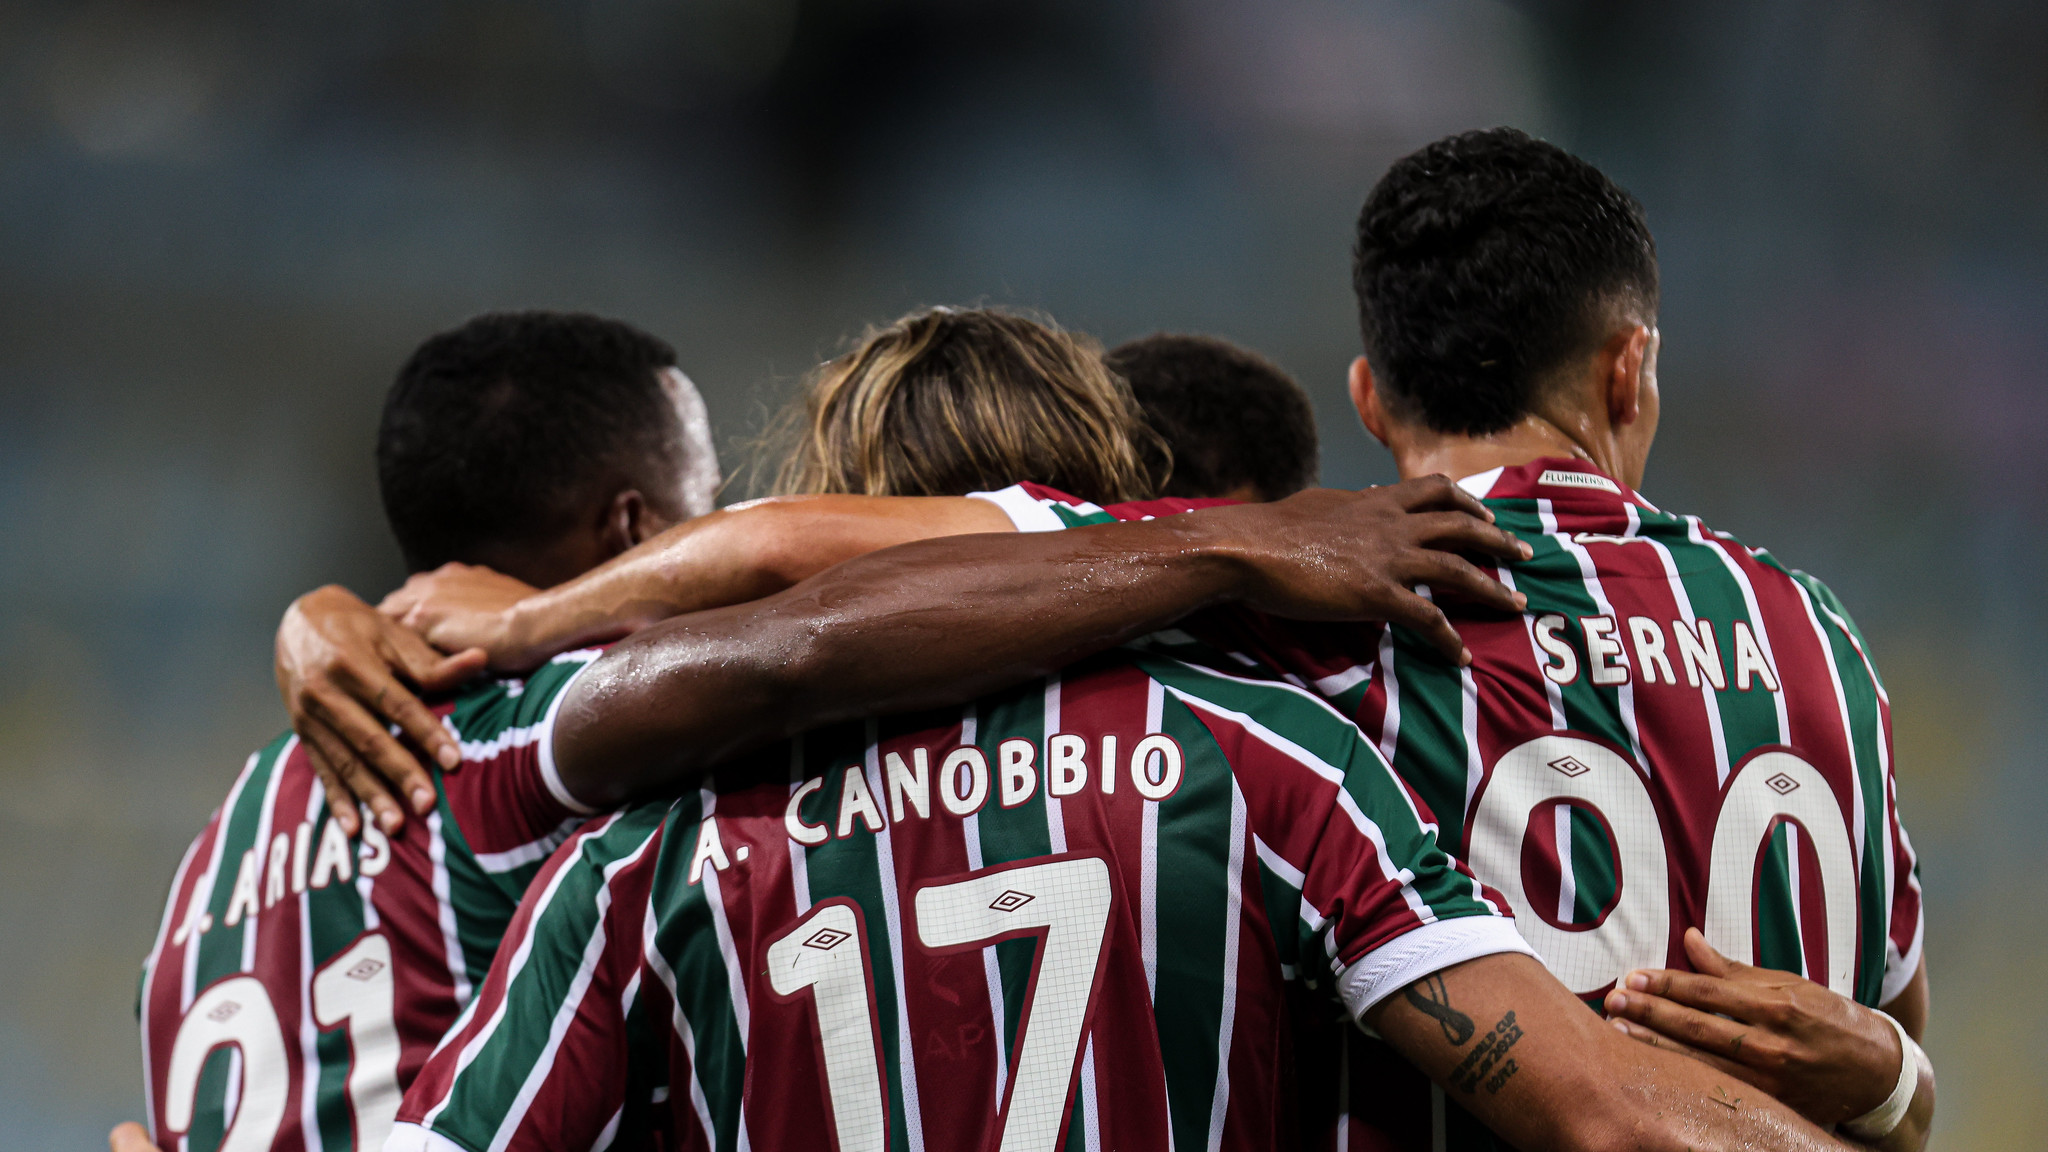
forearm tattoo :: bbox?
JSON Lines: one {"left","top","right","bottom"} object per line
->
{"left": 1402, "top": 973, "right": 1476, "bottom": 1045}
{"left": 1448, "top": 1011, "right": 1525, "bottom": 1095}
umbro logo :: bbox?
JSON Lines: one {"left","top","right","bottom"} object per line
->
{"left": 803, "top": 927, "right": 851, "bottom": 951}
{"left": 1766, "top": 773, "right": 1800, "bottom": 795}
{"left": 1548, "top": 756, "right": 1592, "bottom": 778}
{"left": 989, "top": 890, "right": 1036, "bottom": 913}
{"left": 206, "top": 1001, "right": 241, "bottom": 1023}
{"left": 346, "top": 959, "right": 385, "bottom": 982}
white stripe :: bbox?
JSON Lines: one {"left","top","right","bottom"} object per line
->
{"left": 1542, "top": 499, "right": 1647, "bottom": 767}
{"left": 1459, "top": 666, "right": 1483, "bottom": 817}
{"left": 1202, "top": 781, "right": 1249, "bottom": 1152}
{"left": 788, "top": 737, "right": 813, "bottom": 914}
{"left": 1501, "top": 569, "right": 1567, "bottom": 732}
{"left": 182, "top": 751, "right": 261, "bottom": 1010}
{"left": 534, "top": 655, "right": 603, "bottom": 816}
{"left": 1252, "top": 835, "right": 1304, "bottom": 891}
{"left": 1554, "top": 804, "right": 1578, "bottom": 924}
{"left": 698, "top": 790, "right": 751, "bottom": 1050}
{"left": 1815, "top": 594, "right": 1901, "bottom": 962}
{"left": 643, "top": 898, "right": 721, "bottom": 1146}
{"left": 297, "top": 784, "right": 328, "bottom": 1152}
{"left": 1374, "top": 627, "right": 1402, "bottom": 765}
{"left": 1314, "top": 665, "right": 1371, "bottom": 697}
{"left": 485, "top": 825, "right": 662, "bottom": 1152}
{"left": 1080, "top": 1039, "right": 1102, "bottom": 1152}
{"left": 860, "top": 725, "right": 925, "bottom": 1152}
{"left": 1643, "top": 535, "right": 1731, "bottom": 783}
{"left": 1690, "top": 516, "right": 1790, "bottom": 741}
{"left": 245, "top": 736, "right": 292, "bottom": 972}
{"left": 1335, "top": 1035, "right": 1351, "bottom": 1152}
{"left": 1455, "top": 466, "right": 1504, "bottom": 499}
{"left": 1164, "top": 686, "right": 1434, "bottom": 926}
{"left": 966, "top": 485, "right": 1069, "bottom": 532}
{"left": 1790, "top": 581, "right": 1868, "bottom": 867}
{"left": 1785, "top": 825, "right": 1807, "bottom": 979}
{"left": 1043, "top": 678, "right": 1067, "bottom": 853}
{"left": 427, "top": 811, "right": 474, "bottom": 1012}
{"left": 959, "top": 706, "right": 1010, "bottom": 1104}
{"left": 1336, "top": 916, "right": 1535, "bottom": 1018}
{"left": 473, "top": 817, "right": 585, "bottom": 874}
{"left": 1142, "top": 679, "right": 1163, "bottom": 1001}
{"left": 420, "top": 812, "right": 626, "bottom": 1128}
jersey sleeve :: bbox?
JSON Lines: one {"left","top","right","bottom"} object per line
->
{"left": 390, "top": 804, "right": 672, "bottom": 1152}
{"left": 1138, "top": 655, "right": 1532, "bottom": 1022}
{"left": 437, "top": 649, "right": 606, "bottom": 873}
{"left": 1792, "top": 573, "right": 1924, "bottom": 1003}
{"left": 965, "top": 481, "right": 1235, "bottom": 531}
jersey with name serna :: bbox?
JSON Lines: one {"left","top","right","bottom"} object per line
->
{"left": 390, "top": 647, "right": 1529, "bottom": 1152}
{"left": 137, "top": 651, "right": 601, "bottom": 1152}
{"left": 988, "top": 464, "right": 1923, "bottom": 1152}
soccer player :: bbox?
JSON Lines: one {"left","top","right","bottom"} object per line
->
{"left": 382, "top": 335, "right": 1871, "bottom": 1152}
{"left": 1107, "top": 332, "right": 1320, "bottom": 503}
{"left": 976, "top": 130, "right": 1933, "bottom": 1150}
{"left": 138, "top": 307, "right": 1525, "bottom": 1152}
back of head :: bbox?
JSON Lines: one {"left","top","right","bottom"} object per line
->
{"left": 1353, "top": 127, "right": 1658, "bottom": 435}
{"left": 774, "top": 307, "right": 1163, "bottom": 504}
{"left": 1106, "top": 333, "right": 1319, "bottom": 502}
{"left": 378, "top": 311, "right": 702, "bottom": 573}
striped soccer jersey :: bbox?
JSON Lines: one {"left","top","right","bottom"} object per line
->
{"left": 390, "top": 647, "right": 1532, "bottom": 1152}
{"left": 137, "top": 650, "right": 603, "bottom": 1152}
{"left": 990, "top": 462, "right": 1924, "bottom": 1152}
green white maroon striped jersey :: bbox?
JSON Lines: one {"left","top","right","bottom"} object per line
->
{"left": 983, "top": 467, "right": 1924, "bottom": 1152}
{"left": 137, "top": 651, "right": 603, "bottom": 1152}
{"left": 391, "top": 646, "right": 1531, "bottom": 1152}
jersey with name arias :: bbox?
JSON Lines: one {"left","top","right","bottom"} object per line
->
{"left": 389, "top": 646, "right": 1531, "bottom": 1152}
{"left": 986, "top": 468, "right": 1925, "bottom": 1152}
{"left": 136, "top": 650, "right": 602, "bottom": 1152}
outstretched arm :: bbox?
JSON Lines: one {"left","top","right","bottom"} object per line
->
{"left": 1368, "top": 952, "right": 1870, "bottom": 1152}
{"left": 553, "top": 480, "right": 1529, "bottom": 808}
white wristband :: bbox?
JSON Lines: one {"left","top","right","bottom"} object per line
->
{"left": 1840, "top": 1011, "right": 1926, "bottom": 1141}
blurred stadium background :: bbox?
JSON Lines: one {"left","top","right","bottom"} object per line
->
{"left": 0, "top": 0, "right": 2042, "bottom": 1146}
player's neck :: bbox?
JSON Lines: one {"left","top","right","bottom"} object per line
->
{"left": 1390, "top": 412, "right": 1611, "bottom": 487}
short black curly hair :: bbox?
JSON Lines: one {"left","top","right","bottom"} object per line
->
{"left": 1106, "top": 333, "right": 1319, "bottom": 502}
{"left": 377, "top": 311, "right": 686, "bottom": 572}
{"left": 1353, "top": 127, "right": 1657, "bottom": 436}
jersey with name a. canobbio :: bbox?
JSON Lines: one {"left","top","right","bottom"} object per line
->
{"left": 137, "top": 650, "right": 603, "bottom": 1152}
{"left": 984, "top": 464, "right": 1924, "bottom": 1152}
{"left": 389, "top": 646, "right": 1531, "bottom": 1152}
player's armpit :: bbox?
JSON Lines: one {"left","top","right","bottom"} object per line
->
{"left": 1364, "top": 952, "right": 1864, "bottom": 1152}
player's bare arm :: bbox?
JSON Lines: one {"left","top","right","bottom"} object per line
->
{"left": 379, "top": 492, "right": 1017, "bottom": 667}
{"left": 552, "top": 479, "right": 1530, "bottom": 808}
{"left": 1605, "top": 928, "right": 1934, "bottom": 1150}
{"left": 1368, "top": 952, "right": 1869, "bottom": 1152}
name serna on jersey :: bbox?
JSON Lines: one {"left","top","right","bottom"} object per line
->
{"left": 137, "top": 651, "right": 603, "bottom": 1152}
{"left": 987, "top": 464, "right": 1923, "bottom": 1152}
{"left": 391, "top": 647, "right": 1532, "bottom": 1152}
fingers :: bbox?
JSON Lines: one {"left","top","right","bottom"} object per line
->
{"left": 1609, "top": 1017, "right": 1758, "bottom": 1084}
{"left": 373, "top": 631, "right": 468, "bottom": 777}
{"left": 1683, "top": 926, "right": 1739, "bottom": 977}
{"left": 1380, "top": 588, "right": 1472, "bottom": 666}
{"left": 1405, "top": 510, "right": 1532, "bottom": 563}
{"left": 110, "top": 1121, "right": 155, "bottom": 1152}
{"left": 1407, "top": 550, "right": 1526, "bottom": 616}
{"left": 297, "top": 723, "right": 365, "bottom": 836}
{"left": 1389, "top": 474, "right": 1495, "bottom": 522}
{"left": 1620, "top": 965, "right": 1775, "bottom": 1021}
{"left": 1604, "top": 985, "right": 1762, "bottom": 1063}
{"left": 421, "top": 648, "right": 489, "bottom": 693}
{"left": 297, "top": 696, "right": 419, "bottom": 833}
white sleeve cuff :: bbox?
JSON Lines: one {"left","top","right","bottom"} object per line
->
{"left": 537, "top": 652, "right": 603, "bottom": 817}
{"left": 966, "top": 485, "right": 1066, "bottom": 532}
{"left": 1337, "top": 916, "right": 1536, "bottom": 1020}
{"left": 384, "top": 1121, "right": 475, "bottom": 1152}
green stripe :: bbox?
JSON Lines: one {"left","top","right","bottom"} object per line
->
{"left": 1656, "top": 519, "right": 1784, "bottom": 758}
{"left": 431, "top": 797, "right": 524, "bottom": 989}
{"left": 1490, "top": 502, "right": 1638, "bottom": 757}
{"left": 1756, "top": 823, "right": 1803, "bottom": 975}
{"left": 1048, "top": 504, "right": 1115, "bottom": 528}
{"left": 438, "top": 805, "right": 671, "bottom": 1152}
{"left": 1567, "top": 805, "right": 1617, "bottom": 926}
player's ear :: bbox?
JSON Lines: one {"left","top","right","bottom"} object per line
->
{"left": 599, "top": 488, "right": 650, "bottom": 558}
{"left": 1604, "top": 324, "right": 1652, "bottom": 428}
{"left": 1349, "top": 356, "right": 1393, "bottom": 447}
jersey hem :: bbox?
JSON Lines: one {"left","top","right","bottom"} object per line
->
{"left": 1337, "top": 915, "right": 1535, "bottom": 1019}
{"left": 967, "top": 484, "right": 1064, "bottom": 532}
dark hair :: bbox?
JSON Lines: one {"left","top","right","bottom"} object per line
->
{"left": 772, "top": 307, "right": 1164, "bottom": 505}
{"left": 1353, "top": 127, "right": 1658, "bottom": 436}
{"left": 377, "top": 311, "right": 687, "bottom": 572}
{"left": 1106, "top": 333, "right": 1319, "bottom": 501}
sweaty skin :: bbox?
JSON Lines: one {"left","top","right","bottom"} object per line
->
{"left": 282, "top": 480, "right": 1528, "bottom": 825}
